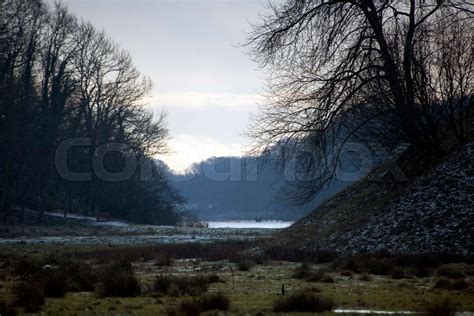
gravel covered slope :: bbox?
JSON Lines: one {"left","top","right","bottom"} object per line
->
{"left": 271, "top": 142, "right": 474, "bottom": 255}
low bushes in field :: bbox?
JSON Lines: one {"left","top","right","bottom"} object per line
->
{"left": 425, "top": 298, "right": 457, "bottom": 316}
{"left": 292, "top": 264, "right": 335, "bottom": 283}
{"left": 264, "top": 246, "right": 338, "bottom": 263}
{"left": 154, "top": 255, "right": 174, "bottom": 267}
{"left": 12, "top": 258, "right": 98, "bottom": 296}
{"left": 292, "top": 263, "right": 313, "bottom": 279}
{"left": 76, "top": 241, "right": 252, "bottom": 264}
{"left": 62, "top": 261, "right": 97, "bottom": 292}
{"left": 153, "top": 274, "right": 223, "bottom": 297}
{"left": 12, "top": 281, "right": 45, "bottom": 313}
{"left": 306, "top": 269, "right": 335, "bottom": 283}
{"left": 437, "top": 263, "right": 474, "bottom": 278}
{"left": 177, "top": 292, "right": 230, "bottom": 316}
{"left": 391, "top": 266, "right": 412, "bottom": 279}
{"left": 41, "top": 271, "right": 69, "bottom": 298}
{"left": 95, "top": 261, "right": 141, "bottom": 298}
{"left": 273, "top": 291, "right": 334, "bottom": 313}
{"left": 333, "top": 253, "right": 473, "bottom": 278}
{"left": 0, "top": 300, "right": 16, "bottom": 316}
{"left": 359, "top": 273, "right": 373, "bottom": 282}
{"left": 434, "top": 277, "right": 470, "bottom": 291}
{"left": 236, "top": 259, "right": 254, "bottom": 272}
{"left": 14, "top": 258, "right": 43, "bottom": 276}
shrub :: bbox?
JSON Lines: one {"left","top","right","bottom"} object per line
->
{"left": 62, "top": 261, "right": 97, "bottom": 292}
{"left": 359, "top": 273, "right": 372, "bottom": 282}
{"left": 237, "top": 260, "right": 254, "bottom": 272}
{"left": 437, "top": 264, "right": 470, "bottom": 279}
{"left": 273, "top": 291, "right": 334, "bottom": 313}
{"left": 178, "top": 292, "right": 230, "bottom": 316}
{"left": 425, "top": 298, "right": 456, "bottom": 316}
{"left": 340, "top": 270, "right": 353, "bottom": 277}
{"left": 363, "top": 257, "right": 393, "bottom": 275}
{"left": 41, "top": 271, "right": 68, "bottom": 298}
{"left": 155, "top": 255, "right": 174, "bottom": 267}
{"left": 153, "top": 274, "right": 218, "bottom": 297}
{"left": 453, "top": 279, "right": 470, "bottom": 291}
{"left": 199, "top": 292, "right": 231, "bottom": 312}
{"left": 434, "top": 278, "right": 455, "bottom": 290}
{"left": 412, "top": 267, "right": 434, "bottom": 278}
{"left": 0, "top": 300, "right": 16, "bottom": 316}
{"left": 12, "top": 281, "right": 45, "bottom": 313}
{"left": 14, "top": 258, "right": 43, "bottom": 276}
{"left": 95, "top": 261, "right": 141, "bottom": 297}
{"left": 306, "top": 270, "right": 335, "bottom": 283}
{"left": 391, "top": 267, "right": 410, "bottom": 279}
{"left": 335, "top": 255, "right": 393, "bottom": 274}
{"left": 292, "top": 263, "right": 313, "bottom": 279}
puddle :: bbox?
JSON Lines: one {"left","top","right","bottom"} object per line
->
{"left": 334, "top": 310, "right": 473, "bottom": 316}
{"left": 334, "top": 309, "right": 419, "bottom": 315}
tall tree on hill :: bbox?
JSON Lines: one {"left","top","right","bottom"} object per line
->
{"left": 247, "top": 0, "right": 473, "bottom": 204}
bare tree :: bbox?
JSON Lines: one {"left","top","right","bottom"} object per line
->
{"left": 247, "top": 0, "right": 473, "bottom": 204}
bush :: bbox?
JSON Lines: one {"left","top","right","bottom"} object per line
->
{"left": 292, "top": 263, "right": 313, "bottom": 279}
{"left": 362, "top": 257, "right": 393, "bottom": 275}
{"left": 359, "top": 273, "right": 372, "bottom": 282}
{"left": 391, "top": 267, "right": 410, "bottom": 279}
{"left": 62, "top": 261, "right": 97, "bottom": 292}
{"left": 436, "top": 277, "right": 471, "bottom": 291}
{"left": 0, "top": 300, "right": 16, "bottom": 316}
{"left": 306, "top": 270, "right": 335, "bottom": 283}
{"left": 13, "top": 281, "right": 45, "bottom": 313}
{"left": 453, "top": 278, "right": 470, "bottom": 290}
{"left": 41, "top": 271, "right": 68, "bottom": 298}
{"left": 237, "top": 260, "right": 254, "bottom": 272}
{"left": 14, "top": 258, "right": 43, "bottom": 276}
{"left": 153, "top": 274, "right": 221, "bottom": 297}
{"left": 155, "top": 255, "right": 174, "bottom": 267}
{"left": 178, "top": 292, "right": 230, "bottom": 316}
{"left": 434, "top": 277, "right": 454, "bottom": 290}
{"left": 95, "top": 261, "right": 141, "bottom": 297}
{"left": 425, "top": 298, "right": 456, "bottom": 316}
{"left": 412, "top": 266, "right": 434, "bottom": 278}
{"left": 273, "top": 291, "right": 334, "bottom": 313}
{"left": 437, "top": 264, "right": 471, "bottom": 278}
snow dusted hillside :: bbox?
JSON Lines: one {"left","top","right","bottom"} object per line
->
{"left": 271, "top": 142, "right": 474, "bottom": 255}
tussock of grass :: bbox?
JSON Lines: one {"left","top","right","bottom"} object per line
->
{"left": 236, "top": 260, "right": 254, "bottom": 272}
{"left": 0, "top": 300, "right": 16, "bottom": 316}
{"left": 425, "top": 298, "right": 457, "bottom": 316}
{"left": 153, "top": 274, "right": 223, "bottom": 297}
{"left": 177, "top": 292, "right": 230, "bottom": 316}
{"left": 95, "top": 261, "right": 141, "bottom": 298}
{"left": 292, "top": 263, "right": 313, "bottom": 279}
{"left": 306, "top": 269, "right": 335, "bottom": 283}
{"left": 13, "top": 281, "right": 45, "bottom": 313}
{"left": 434, "top": 277, "right": 470, "bottom": 291}
{"left": 273, "top": 291, "right": 334, "bottom": 313}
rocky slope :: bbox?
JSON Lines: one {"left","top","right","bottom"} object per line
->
{"left": 270, "top": 142, "right": 474, "bottom": 255}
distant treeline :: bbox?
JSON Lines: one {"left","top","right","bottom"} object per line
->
{"left": 0, "top": 0, "right": 183, "bottom": 225}
{"left": 166, "top": 148, "right": 361, "bottom": 221}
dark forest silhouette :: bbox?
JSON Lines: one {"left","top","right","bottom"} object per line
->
{"left": 0, "top": 0, "right": 182, "bottom": 225}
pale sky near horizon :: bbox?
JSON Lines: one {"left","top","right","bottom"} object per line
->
{"left": 54, "top": 0, "right": 271, "bottom": 173}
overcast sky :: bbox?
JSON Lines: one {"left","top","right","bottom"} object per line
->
{"left": 55, "top": 0, "right": 269, "bottom": 172}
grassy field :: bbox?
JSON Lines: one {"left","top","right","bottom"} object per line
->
{"left": 0, "top": 243, "right": 473, "bottom": 315}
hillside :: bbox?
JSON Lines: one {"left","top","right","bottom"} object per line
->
{"left": 270, "top": 142, "right": 474, "bottom": 255}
